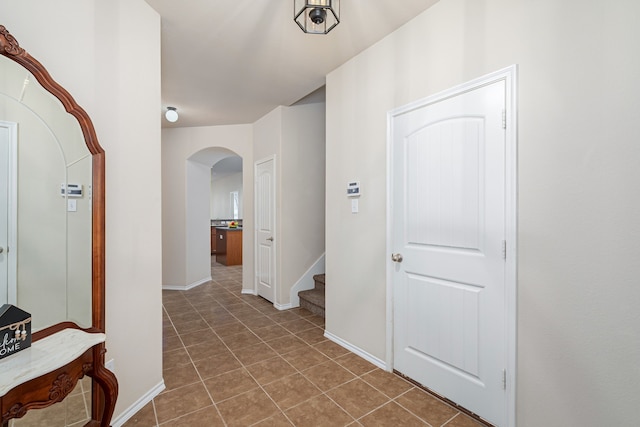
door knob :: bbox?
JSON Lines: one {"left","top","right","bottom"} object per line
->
{"left": 0, "top": 247, "right": 3, "bottom": 254}
{"left": 267, "top": 237, "right": 274, "bottom": 242}
{"left": 391, "top": 253, "right": 403, "bottom": 263}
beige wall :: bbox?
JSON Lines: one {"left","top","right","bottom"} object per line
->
{"left": 162, "top": 102, "right": 325, "bottom": 310}
{"left": 253, "top": 107, "right": 282, "bottom": 162}
{"left": 325, "top": 0, "right": 640, "bottom": 425}
{"left": 2, "top": 0, "right": 164, "bottom": 420}
{"left": 279, "top": 104, "right": 326, "bottom": 305}
{"left": 185, "top": 159, "right": 213, "bottom": 286}
{"left": 253, "top": 104, "right": 326, "bottom": 307}
{"left": 210, "top": 172, "right": 243, "bottom": 220}
{"left": 162, "top": 125, "right": 254, "bottom": 291}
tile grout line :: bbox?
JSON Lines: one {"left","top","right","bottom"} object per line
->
{"left": 441, "top": 412, "right": 466, "bottom": 427}
{"left": 166, "top": 263, "right": 426, "bottom": 427}
{"left": 214, "top": 303, "right": 318, "bottom": 426}
{"left": 161, "top": 300, "right": 229, "bottom": 427}
{"left": 210, "top": 268, "right": 297, "bottom": 425}
{"left": 230, "top": 279, "right": 359, "bottom": 425}
{"left": 163, "top": 277, "right": 309, "bottom": 425}
{"left": 391, "top": 387, "right": 442, "bottom": 427}
{"left": 150, "top": 399, "right": 160, "bottom": 427}
{"left": 181, "top": 269, "right": 292, "bottom": 425}
{"left": 216, "top": 276, "right": 474, "bottom": 426}
{"left": 160, "top": 263, "right": 479, "bottom": 427}
{"left": 195, "top": 270, "right": 346, "bottom": 425}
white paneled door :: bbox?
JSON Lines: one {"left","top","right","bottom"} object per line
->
{"left": 0, "top": 122, "right": 16, "bottom": 306}
{"left": 255, "top": 156, "right": 276, "bottom": 303}
{"left": 390, "top": 75, "right": 513, "bottom": 426}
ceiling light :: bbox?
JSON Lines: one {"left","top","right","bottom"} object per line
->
{"left": 165, "top": 106, "right": 178, "bottom": 122}
{"left": 294, "top": 0, "right": 340, "bottom": 34}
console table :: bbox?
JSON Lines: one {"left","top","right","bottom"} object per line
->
{"left": 0, "top": 328, "right": 117, "bottom": 426}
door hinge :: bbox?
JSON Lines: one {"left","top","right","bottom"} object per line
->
{"left": 502, "top": 369, "right": 507, "bottom": 390}
{"left": 501, "top": 109, "right": 507, "bottom": 129}
{"left": 501, "top": 240, "right": 507, "bottom": 260}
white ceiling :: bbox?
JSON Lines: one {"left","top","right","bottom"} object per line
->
{"left": 145, "top": 0, "right": 440, "bottom": 128}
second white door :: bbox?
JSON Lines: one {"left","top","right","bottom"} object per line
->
{"left": 255, "top": 157, "right": 276, "bottom": 303}
{"left": 0, "top": 122, "right": 16, "bottom": 306}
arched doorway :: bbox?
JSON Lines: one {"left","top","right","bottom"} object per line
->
{"left": 170, "top": 147, "right": 246, "bottom": 290}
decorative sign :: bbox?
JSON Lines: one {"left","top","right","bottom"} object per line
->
{"left": 0, "top": 304, "right": 32, "bottom": 360}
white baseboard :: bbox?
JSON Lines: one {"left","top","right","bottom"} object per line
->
{"left": 241, "top": 288, "right": 257, "bottom": 295}
{"left": 324, "top": 330, "right": 386, "bottom": 370}
{"left": 274, "top": 302, "right": 292, "bottom": 311}
{"left": 289, "top": 253, "right": 325, "bottom": 307}
{"left": 111, "top": 380, "right": 165, "bottom": 427}
{"left": 162, "top": 276, "right": 211, "bottom": 291}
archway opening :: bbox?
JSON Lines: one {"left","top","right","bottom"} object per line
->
{"left": 186, "top": 147, "right": 244, "bottom": 287}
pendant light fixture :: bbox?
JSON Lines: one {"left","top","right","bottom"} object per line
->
{"left": 294, "top": 0, "right": 340, "bottom": 34}
{"left": 165, "top": 106, "right": 178, "bottom": 123}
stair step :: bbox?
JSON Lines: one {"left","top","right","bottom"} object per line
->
{"left": 298, "top": 288, "right": 325, "bottom": 318}
{"left": 312, "top": 273, "right": 325, "bottom": 291}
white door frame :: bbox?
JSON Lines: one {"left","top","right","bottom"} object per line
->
{"left": 253, "top": 155, "right": 277, "bottom": 299}
{"left": 1, "top": 121, "right": 18, "bottom": 305}
{"left": 386, "top": 65, "right": 518, "bottom": 426}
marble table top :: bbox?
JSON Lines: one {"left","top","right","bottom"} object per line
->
{"left": 0, "top": 328, "right": 105, "bottom": 397}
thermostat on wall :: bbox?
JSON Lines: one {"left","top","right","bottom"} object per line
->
{"left": 347, "top": 181, "right": 361, "bottom": 197}
{"left": 60, "top": 183, "right": 83, "bottom": 198}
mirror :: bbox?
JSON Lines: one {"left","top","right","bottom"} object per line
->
{"left": 0, "top": 26, "right": 104, "bottom": 333}
{"left": 0, "top": 25, "right": 115, "bottom": 427}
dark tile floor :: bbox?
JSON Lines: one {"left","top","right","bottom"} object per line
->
{"left": 122, "top": 260, "right": 487, "bottom": 426}
{"left": 10, "top": 259, "right": 487, "bottom": 427}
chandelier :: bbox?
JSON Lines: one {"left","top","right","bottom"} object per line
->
{"left": 294, "top": 0, "right": 340, "bottom": 34}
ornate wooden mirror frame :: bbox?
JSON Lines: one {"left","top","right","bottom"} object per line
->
{"left": 0, "top": 25, "right": 117, "bottom": 427}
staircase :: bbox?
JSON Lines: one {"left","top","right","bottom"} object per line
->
{"left": 298, "top": 274, "right": 325, "bottom": 318}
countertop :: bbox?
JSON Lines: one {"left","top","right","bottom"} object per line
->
{"left": 214, "top": 226, "right": 243, "bottom": 231}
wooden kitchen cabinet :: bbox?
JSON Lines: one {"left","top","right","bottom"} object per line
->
{"left": 211, "top": 226, "right": 218, "bottom": 254}
{"left": 216, "top": 228, "right": 242, "bottom": 266}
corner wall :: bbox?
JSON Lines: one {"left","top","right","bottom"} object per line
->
{"left": 253, "top": 103, "right": 326, "bottom": 307}
{"left": 279, "top": 104, "right": 326, "bottom": 305}
{"left": 325, "top": 0, "right": 640, "bottom": 425}
{"left": 185, "top": 160, "right": 214, "bottom": 286}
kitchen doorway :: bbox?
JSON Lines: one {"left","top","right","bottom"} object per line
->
{"left": 210, "top": 156, "right": 244, "bottom": 268}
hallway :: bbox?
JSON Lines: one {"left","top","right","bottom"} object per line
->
{"left": 125, "top": 261, "right": 487, "bottom": 426}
